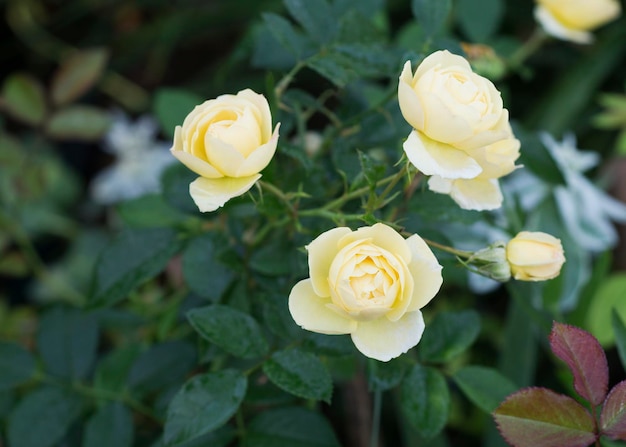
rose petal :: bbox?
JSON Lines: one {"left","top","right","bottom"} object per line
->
{"left": 414, "top": 50, "right": 472, "bottom": 79}
{"left": 307, "top": 227, "right": 353, "bottom": 297}
{"left": 403, "top": 130, "right": 482, "bottom": 179}
{"left": 238, "top": 88, "right": 273, "bottom": 141}
{"left": 405, "top": 234, "right": 443, "bottom": 312}
{"left": 534, "top": 5, "right": 593, "bottom": 44}
{"left": 340, "top": 223, "right": 412, "bottom": 263}
{"left": 289, "top": 279, "right": 357, "bottom": 335}
{"left": 351, "top": 311, "right": 425, "bottom": 362}
{"left": 398, "top": 61, "right": 425, "bottom": 130}
{"left": 429, "top": 176, "right": 503, "bottom": 211}
{"left": 189, "top": 174, "right": 260, "bottom": 212}
{"left": 170, "top": 146, "right": 224, "bottom": 179}
{"left": 236, "top": 123, "right": 280, "bottom": 177}
{"left": 205, "top": 135, "right": 246, "bottom": 177}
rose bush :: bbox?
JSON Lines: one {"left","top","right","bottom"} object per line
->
{"left": 506, "top": 231, "right": 566, "bottom": 281}
{"left": 534, "top": 0, "right": 621, "bottom": 44}
{"left": 398, "top": 50, "right": 520, "bottom": 210}
{"left": 288, "top": 223, "right": 443, "bottom": 362}
{"left": 171, "top": 88, "right": 280, "bottom": 212}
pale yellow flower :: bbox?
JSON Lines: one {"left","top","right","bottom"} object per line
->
{"left": 535, "top": 0, "right": 621, "bottom": 44}
{"left": 506, "top": 231, "right": 566, "bottom": 281}
{"left": 398, "top": 50, "right": 519, "bottom": 211}
{"left": 289, "top": 223, "right": 443, "bottom": 362}
{"left": 171, "top": 89, "right": 280, "bottom": 212}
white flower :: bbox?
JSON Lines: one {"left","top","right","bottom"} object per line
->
{"left": 91, "top": 111, "right": 175, "bottom": 204}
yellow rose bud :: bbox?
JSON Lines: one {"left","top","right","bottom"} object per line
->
{"left": 288, "top": 223, "right": 443, "bottom": 362}
{"left": 535, "top": 0, "right": 621, "bottom": 44}
{"left": 398, "top": 50, "right": 520, "bottom": 211}
{"left": 171, "top": 89, "right": 280, "bottom": 212}
{"left": 506, "top": 231, "right": 566, "bottom": 281}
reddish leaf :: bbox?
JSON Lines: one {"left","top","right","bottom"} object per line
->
{"left": 549, "top": 321, "right": 608, "bottom": 406}
{"left": 51, "top": 48, "right": 109, "bottom": 106}
{"left": 600, "top": 380, "right": 626, "bottom": 440}
{"left": 493, "top": 387, "right": 597, "bottom": 447}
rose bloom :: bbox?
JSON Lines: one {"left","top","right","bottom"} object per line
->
{"left": 506, "top": 231, "right": 566, "bottom": 281}
{"left": 535, "top": 0, "right": 621, "bottom": 44}
{"left": 171, "top": 89, "right": 280, "bottom": 212}
{"left": 288, "top": 223, "right": 443, "bottom": 362}
{"left": 398, "top": 50, "right": 520, "bottom": 211}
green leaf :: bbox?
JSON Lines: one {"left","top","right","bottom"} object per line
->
{"left": 418, "top": 310, "right": 481, "bottom": 363}
{"left": 161, "top": 163, "right": 199, "bottom": 214}
{"left": 613, "top": 311, "right": 626, "bottom": 371}
{"left": 493, "top": 387, "right": 597, "bottom": 447}
{"left": 411, "top": 0, "right": 451, "bottom": 39}
{"left": 7, "top": 387, "right": 83, "bottom": 447}
{"left": 600, "top": 380, "right": 626, "bottom": 440}
{"left": 358, "top": 150, "right": 386, "bottom": 186}
{"left": 284, "top": 0, "right": 336, "bottom": 45}
{"left": 90, "top": 227, "right": 181, "bottom": 307}
{"left": 51, "top": 48, "right": 108, "bottom": 106}
{"left": 94, "top": 345, "right": 141, "bottom": 393}
{"left": 0, "top": 73, "right": 46, "bottom": 125}
{"left": 401, "top": 364, "right": 449, "bottom": 439}
{"left": 456, "top": 0, "right": 503, "bottom": 42}
{"left": 367, "top": 357, "right": 409, "bottom": 392}
{"left": 588, "top": 274, "right": 626, "bottom": 347}
{"left": 187, "top": 305, "right": 268, "bottom": 359}
{"left": 244, "top": 407, "right": 341, "bottom": 447}
{"left": 153, "top": 88, "right": 203, "bottom": 139}
{"left": 306, "top": 52, "right": 356, "bottom": 87}
{"left": 249, "top": 236, "right": 303, "bottom": 276}
{"left": 182, "top": 235, "right": 234, "bottom": 300}
{"left": 116, "top": 194, "right": 188, "bottom": 228}
{"left": 262, "top": 13, "right": 312, "bottom": 59}
{"left": 83, "top": 402, "right": 133, "bottom": 447}
{"left": 163, "top": 370, "right": 247, "bottom": 446}
{"left": 0, "top": 342, "right": 36, "bottom": 390}
{"left": 263, "top": 349, "right": 333, "bottom": 403}
{"left": 46, "top": 106, "right": 111, "bottom": 141}
{"left": 127, "top": 341, "right": 196, "bottom": 396}
{"left": 37, "top": 307, "right": 99, "bottom": 380}
{"left": 452, "top": 366, "right": 518, "bottom": 413}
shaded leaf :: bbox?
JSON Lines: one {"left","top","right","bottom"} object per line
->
{"left": 7, "top": 387, "right": 83, "bottom": 447}
{"left": 600, "top": 380, "right": 626, "bottom": 440}
{"left": 456, "top": 0, "right": 503, "bottom": 42}
{"left": 116, "top": 194, "right": 188, "bottom": 228}
{"left": 51, "top": 48, "right": 108, "bottom": 106}
{"left": 411, "top": 0, "right": 451, "bottom": 39}
{"left": 0, "top": 73, "right": 46, "bottom": 125}
{"left": 83, "top": 402, "right": 133, "bottom": 447}
{"left": 418, "top": 310, "right": 481, "bottom": 363}
{"left": 163, "top": 370, "right": 247, "bottom": 446}
{"left": 94, "top": 344, "right": 141, "bottom": 393}
{"left": 90, "top": 228, "right": 181, "bottom": 307}
{"left": 453, "top": 366, "right": 518, "bottom": 413}
{"left": 263, "top": 349, "right": 332, "bottom": 403}
{"left": 0, "top": 342, "right": 36, "bottom": 391}
{"left": 262, "top": 13, "right": 312, "bottom": 59}
{"left": 187, "top": 305, "right": 268, "bottom": 359}
{"left": 244, "top": 407, "right": 341, "bottom": 447}
{"left": 154, "top": 88, "right": 204, "bottom": 139}
{"left": 401, "top": 364, "right": 449, "bottom": 439}
{"left": 306, "top": 52, "right": 356, "bottom": 87}
{"left": 284, "top": 0, "right": 336, "bottom": 45}
{"left": 37, "top": 307, "right": 99, "bottom": 380}
{"left": 493, "top": 387, "right": 597, "bottom": 447}
{"left": 612, "top": 310, "right": 626, "bottom": 371}
{"left": 46, "top": 106, "right": 111, "bottom": 141}
{"left": 182, "top": 235, "right": 234, "bottom": 300}
{"left": 550, "top": 321, "right": 608, "bottom": 406}
{"left": 367, "top": 357, "right": 409, "bottom": 392}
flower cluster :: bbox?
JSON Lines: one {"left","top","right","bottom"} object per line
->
{"left": 169, "top": 51, "right": 568, "bottom": 361}
{"left": 398, "top": 51, "right": 520, "bottom": 211}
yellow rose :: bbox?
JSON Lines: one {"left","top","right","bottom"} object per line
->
{"left": 506, "top": 231, "right": 566, "bottom": 281}
{"left": 398, "top": 50, "right": 520, "bottom": 211}
{"left": 171, "top": 89, "right": 280, "bottom": 212}
{"left": 535, "top": 0, "right": 621, "bottom": 44}
{"left": 288, "top": 223, "right": 443, "bottom": 362}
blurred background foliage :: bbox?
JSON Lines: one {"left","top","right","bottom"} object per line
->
{"left": 1, "top": 0, "right": 626, "bottom": 446}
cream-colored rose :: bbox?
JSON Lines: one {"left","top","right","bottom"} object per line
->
{"left": 506, "top": 231, "right": 566, "bottom": 281}
{"left": 288, "top": 223, "right": 443, "bottom": 362}
{"left": 535, "top": 0, "right": 621, "bottom": 44}
{"left": 398, "top": 50, "right": 520, "bottom": 211}
{"left": 171, "top": 89, "right": 280, "bottom": 212}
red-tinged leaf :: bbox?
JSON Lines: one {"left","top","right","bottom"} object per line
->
{"left": 549, "top": 321, "right": 608, "bottom": 406}
{"left": 493, "top": 387, "right": 597, "bottom": 447}
{"left": 51, "top": 48, "right": 109, "bottom": 106}
{"left": 600, "top": 380, "right": 626, "bottom": 440}
{"left": 0, "top": 73, "right": 47, "bottom": 125}
{"left": 46, "top": 106, "right": 111, "bottom": 141}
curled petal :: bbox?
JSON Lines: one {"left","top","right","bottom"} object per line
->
{"left": 339, "top": 223, "right": 412, "bottom": 263}
{"left": 429, "top": 176, "right": 503, "bottom": 211}
{"left": 307, "top": 227, "right": 353, "bottom": 297}
{"left": 189, "top": 174, "right": 260, "bottom": 212}
{"left": 405, "top": 235, "right": 444, "bottom": 312}
{"left": 351, "top": 311, "right": 425, "bottom": 362}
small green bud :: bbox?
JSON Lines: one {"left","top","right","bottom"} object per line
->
{"left": 467, "top": 242, "right": 512, "bottom": 282}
